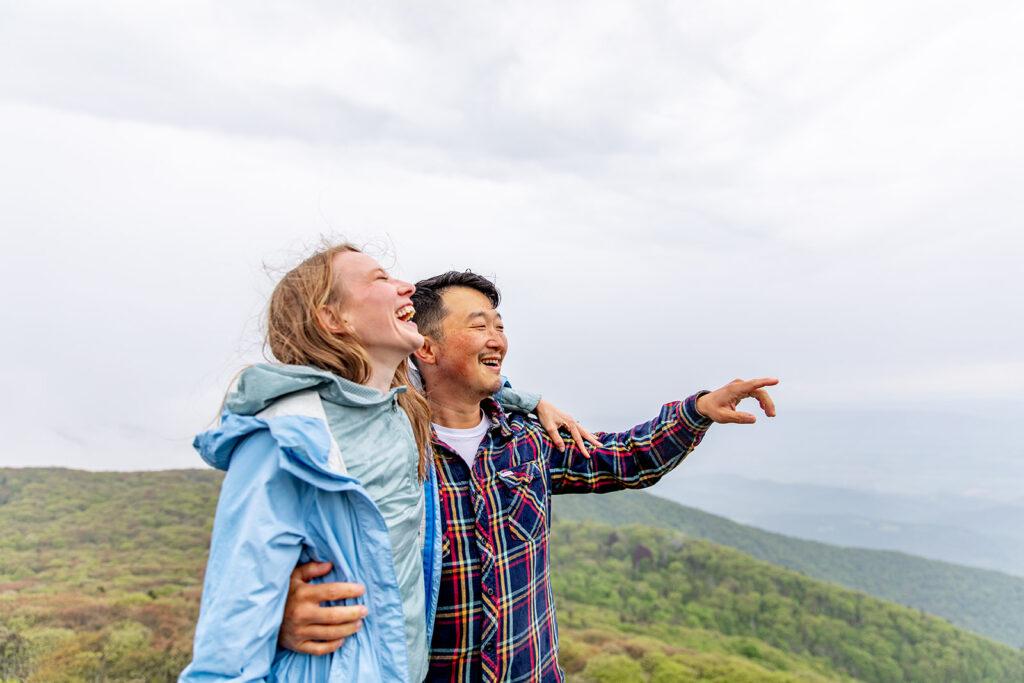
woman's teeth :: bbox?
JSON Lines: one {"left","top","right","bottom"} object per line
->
{"left": 395, "top": 305, "right": 415, "bottom": 322}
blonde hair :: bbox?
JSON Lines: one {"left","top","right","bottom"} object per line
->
{"left": 266, "top": 244, "right": 433, "bottom": 481}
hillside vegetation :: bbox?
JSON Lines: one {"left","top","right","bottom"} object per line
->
{"left": 554, "top": 489, "right": 1024, "bottom": 648}
{"left": 1, "top": 468, "right": 1023, "bottom": 681}
{"left": 551, "top": 522, "right": 1024, "bottom": 682}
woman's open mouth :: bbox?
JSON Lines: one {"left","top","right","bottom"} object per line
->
{"left": 395, "top": 304, "right": 415, "bottom": 322}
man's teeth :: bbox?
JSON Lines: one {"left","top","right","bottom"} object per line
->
{"left": 481, "top": 359, "right": 501, "bottom": 367}
{"left": 395, "top": 305, "right": 415, "bottom": 322}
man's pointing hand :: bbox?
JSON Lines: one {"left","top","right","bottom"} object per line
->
{"left": 695, "top": 378, "right": 778, "bottom": 424}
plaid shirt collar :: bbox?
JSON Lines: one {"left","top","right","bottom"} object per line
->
{"left": 480, "top": 397, "right": 514, "bottom": 442}
{"left": 432, "top": 397, "right": 514, "bottom": 451}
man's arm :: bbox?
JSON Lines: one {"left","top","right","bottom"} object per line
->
{"left": 549, "top": 377, "right": 777, "bottom": 494}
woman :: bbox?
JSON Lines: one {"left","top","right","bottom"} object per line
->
{"left": 180, "top": 244, "right": 582, "bottom": 682}
{"left": 181, "top": 244, "right": 438, "bottom": 682}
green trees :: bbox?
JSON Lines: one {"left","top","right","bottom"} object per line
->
{"left": 554, "top": 488, "right": 1024, "bottom": 648}
{"left": 2, "top": 468, "right": 1023, "bottom": 681}
{"left": 551, "top": 521, "right": 1024, "bottom": 683}
{"left": 0, "top": 468, "right": 212, "bottom": 681}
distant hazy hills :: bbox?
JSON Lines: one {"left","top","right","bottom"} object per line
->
{"left": 651, "top": 473, "right": 1024, "bottom": 577}
{"left": 553, "top": 489, "right": 1024, "bottom": 648}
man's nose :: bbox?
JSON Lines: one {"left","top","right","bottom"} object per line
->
{"left": 486, "top": 331, "right": 507, "bottom": 352}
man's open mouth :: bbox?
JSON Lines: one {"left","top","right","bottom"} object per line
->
{"left": 395, "top": 304, "right": 415, "bottom": 322}
{"left": 480, "top": 357, "right": 501, "bottom": 369}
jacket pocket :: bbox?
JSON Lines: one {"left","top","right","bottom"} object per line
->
{"left": 496, "top": 460, "right": 547, "bottom": 543}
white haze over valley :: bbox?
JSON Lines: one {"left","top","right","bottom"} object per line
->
{"left": 2, "top": 0, "right": 1023, "bottom": 526}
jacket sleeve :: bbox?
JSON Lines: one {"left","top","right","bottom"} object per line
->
{"left": 493, "top": 375, "right": 541, "bottom": 416}
{"left": 548, "top": 393, "right": 712, "bottom": 495}
{"left": 180, "top": 430, "right": 308, "bottom": 682}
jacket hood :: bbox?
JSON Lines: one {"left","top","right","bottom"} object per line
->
{"left": 194, "top": 411, "right": 336, "bottom": 478}
{"left": 225, "top": 363, "right": 407, "bottom": 415}
{"left": 194, "top": 363, "right": 407, "bottom": 478}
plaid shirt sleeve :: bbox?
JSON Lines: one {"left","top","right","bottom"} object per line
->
{"left": 549, "top": 393, "right": 713, "bottom": 495}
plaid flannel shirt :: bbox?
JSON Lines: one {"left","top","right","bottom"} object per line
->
{"left": 426, "top": 394, "right": 712, "bottom": 682}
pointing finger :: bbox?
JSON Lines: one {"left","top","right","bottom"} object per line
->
{"left": 750, "top": 388, "right": 776, "bottom": 417}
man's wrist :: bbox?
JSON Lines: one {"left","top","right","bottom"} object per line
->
{"left": 683, "top": 391, "right": 713, "bottom": 427}
{"left": 694, "top": 391, "right": 710, "bottom": 418}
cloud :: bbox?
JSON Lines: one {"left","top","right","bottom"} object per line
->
{"left": 1, "top": 1, "right": 1022, "bottom": 494}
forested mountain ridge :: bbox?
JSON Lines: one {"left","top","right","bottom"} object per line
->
{"left": 1, "top": 468, "right": 1022, "bottom": 682}
{"left": 551, "top": 522, "right": 1024, "bottom": 682}
{"left": 554, "top": 489, "right": 1024, "bottom": 648}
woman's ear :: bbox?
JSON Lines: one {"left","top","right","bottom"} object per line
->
{"left": 315, "top": 304, "right": 349, "bottom": 335}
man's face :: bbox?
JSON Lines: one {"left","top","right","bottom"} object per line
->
{"left": 432, "top": 286, "right": 507, "bottom": 399}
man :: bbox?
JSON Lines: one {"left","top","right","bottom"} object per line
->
{"left": 281, "top": 271, "right": 776, "bottom": 681}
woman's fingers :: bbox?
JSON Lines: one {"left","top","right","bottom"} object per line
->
{"left": 542, "top": 416, "right": 567, "bottom": 452}
{"left": 580, "top": 424, "right": 602, "bottom": 448}
{"left": 566, "top": 421, "right": 592, "bottom": 459}
{"left": 535, "top": 399, "right": 568, "bottom": 452}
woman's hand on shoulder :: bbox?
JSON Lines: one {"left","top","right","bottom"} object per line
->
{"left": 534, "top": 398, "right": 601, "bottom": 458}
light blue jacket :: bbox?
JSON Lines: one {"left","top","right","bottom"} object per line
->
{"left": 180, "top": 366, "right": 443, "bottom": 682}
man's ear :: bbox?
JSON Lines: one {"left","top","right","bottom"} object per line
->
{"left": 315, "top": 304, "right": 349, "bottom": 335}
{"left": 414, "top": 337, "right": 439, "bottom": 366}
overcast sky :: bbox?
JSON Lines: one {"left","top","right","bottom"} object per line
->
{"left": 2, "top": 1, "right": 1022, "bottom": 500}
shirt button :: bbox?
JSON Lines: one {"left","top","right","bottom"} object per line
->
{"left": 485, "top": 586, "right": 493, "bottom": 595}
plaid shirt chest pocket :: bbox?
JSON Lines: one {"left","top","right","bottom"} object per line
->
{"left": 495, "top": 460, "right": 547, "bottom": 543}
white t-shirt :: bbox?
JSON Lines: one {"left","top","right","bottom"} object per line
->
{"left": 432, "top": 412, "right": 489, "bottom": 469}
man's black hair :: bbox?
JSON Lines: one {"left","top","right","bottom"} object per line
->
{"left": 411, "top": 270, "right": 501, "bottom": 340}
